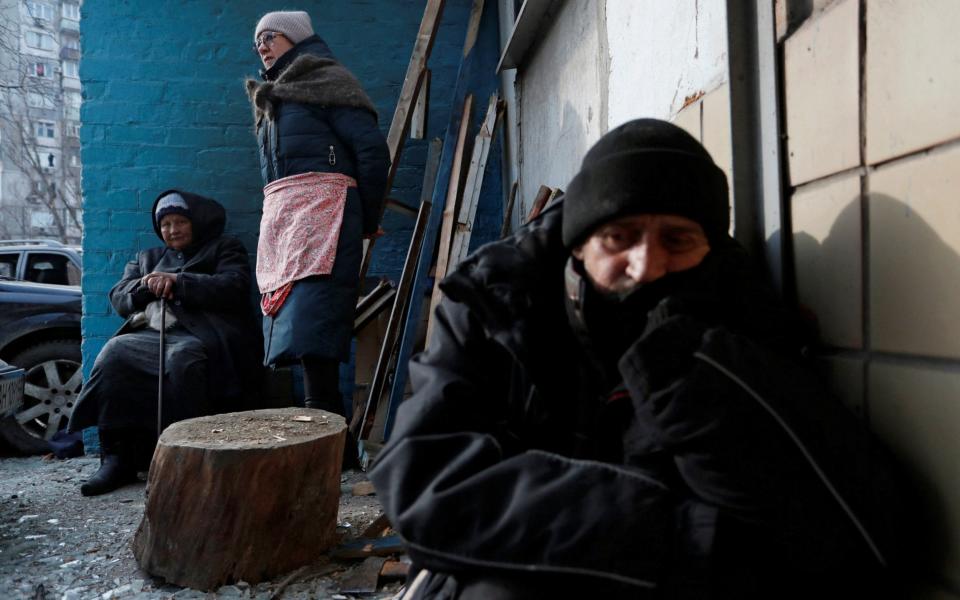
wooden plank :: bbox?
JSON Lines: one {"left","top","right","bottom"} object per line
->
{"left": 337, "top": 556, "right": 387, "bottom": 594}
{"left": 354, "top": 280, "right": 396, "bottom": 334}
{"left": 361, "top": 513, "right": 392, "bottom": 539}
{"left": 449, "top": 94, "right": 504, "bottom": 268}
{"left": 356, "top": 279, "right": 393, "bottom": 315}
{"left": 546, "top": 187, "right": 563, "bottom": 209}
{"left": 525, "top": 184, "right": 553, "bottom": 222}
{"left": 360, "top": 0, "right": 447, "bottom": 280}
{"left": 496, "top": 0, "right": 564, "bottom": 71}
{"left": 411, "top": 68, "right": 431, "bottom": 140}
{"left": 500, "top": 181, "right": 519, "bottom": 238}
{"left": 332, "top": 534, "right": 404, "bottom": 559}
{"left": 379, "top": 559, "right": 410, "bottom": 580}
{"left": 383, "top": 0, "right": 501, "bottom": 442}
{"left": 423, "top": 95, "right": 474, "bottom": 350}
{"left": 384, "top": 197, "right": 418, "bottom": 217}
{"left": 353, "top": 140, "right": 442, "bottom": 438}
{"left": 360, "top": 66, "right": 427, "bottom": 280}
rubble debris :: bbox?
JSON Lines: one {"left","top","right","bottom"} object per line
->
{"left": 351, "top": 481, "right": 377, "bottom": 496}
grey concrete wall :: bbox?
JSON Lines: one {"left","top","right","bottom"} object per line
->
{"left": 511, "top": 0, "right": 728, "bottom": 217}
{"left": 516, "top": 0, "right": 606, "bottom": 214}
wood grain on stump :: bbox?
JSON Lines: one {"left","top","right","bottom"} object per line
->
{"left": 132, "top": 408, "right": 346, "bottom": 590}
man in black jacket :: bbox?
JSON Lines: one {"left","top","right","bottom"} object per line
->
{"left": 370, "top": 119, "right": 907, "bottom": 598}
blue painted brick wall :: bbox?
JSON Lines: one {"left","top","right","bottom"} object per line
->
{"left": 79, "top": 0, "right": 478, "bottom": 377}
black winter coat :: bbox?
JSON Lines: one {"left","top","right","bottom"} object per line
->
{"left": 254, "top": 36, "right": 389, "bottom": 235}
{"left": 107, "top": 191, "right": 262, "bottom": 407}
{"left": 369, "top": 203, "right": 908, "bottom": 598}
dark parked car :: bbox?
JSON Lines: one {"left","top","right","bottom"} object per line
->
{"left": 0, "top": 239, "right": 82, "bottom": 286}
{"left": 0, "top": 274, "right": 82, "bottom": 448}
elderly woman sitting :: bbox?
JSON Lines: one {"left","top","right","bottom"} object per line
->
{"left": 68, "top": 190, "right": 262, "bottom": 496}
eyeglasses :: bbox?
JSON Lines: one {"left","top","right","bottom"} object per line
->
{"left": 254, "top": 31, "right": 285, "bottom": 51}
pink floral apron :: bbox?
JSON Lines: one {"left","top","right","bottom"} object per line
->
{"left": 257, "top": 171, "right": 356, "bottom": 316}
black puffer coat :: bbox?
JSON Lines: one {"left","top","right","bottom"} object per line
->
{"left": 370, "top": 203, "right": 908, "bottom": 598}
{"left": 107, "top": 191, "right": 261, "bottom": 407}
{"left": 254, "top": 35, "right": 389, "bottom": 234}
{"left": 247, "top": 36, "right": 389, "bottom": 364}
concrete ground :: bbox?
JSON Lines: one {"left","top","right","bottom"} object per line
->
{"left": 0, "top": 455, "right": 402, "bottom": 600}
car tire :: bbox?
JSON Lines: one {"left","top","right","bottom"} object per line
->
{"left": 10, "top": 339, "right": 82, "bottom": 442}
{"left": 0, "top": 415, "right": 51, "bottom": 455}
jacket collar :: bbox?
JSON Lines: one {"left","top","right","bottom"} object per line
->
{"left": 260, "top": 34, "right": 335, "bottom": 81}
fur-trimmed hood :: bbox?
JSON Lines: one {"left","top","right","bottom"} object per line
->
{"left": 245, "top": 53, "right": 378, "bottom": 126}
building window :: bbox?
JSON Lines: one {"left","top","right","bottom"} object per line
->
{"left": 62, "top": 37, "right": 79, "bottom": 51}
{"left": 30, "top": 61, "right": 53, "bottom": 78}
{"left": 63, "top": 60, "right": 78, "bottom": 78}
{"left": 35, "top": 121, "right": 56, "bottom": 139}
{"left": 63, "top": 91, "right": 81, "bottom": 120}
{"left": 66, "top": 123, "right": 80, "bottom": 138}
{"left": 46, "top": 153, "right": 56, "bottom": 168}
{"left": 27, "top": 92, "right": 55, "bottom": 109}
{"left": 30, "top": 210, "right": 54, "bottom": 229}
{"left": 25, "top": 31, "right": 55, "bottom": 51}
{"left": 26, "top": 1, "right": 54, "bottom": 21}
{"left": 69, "top": 153, "right": 80, "bottom": 167}
{"left": 62, "top": 3, "right": 80, "bottom": 20}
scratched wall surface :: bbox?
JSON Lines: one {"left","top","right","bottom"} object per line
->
{"left": 514, "top": 0, "right": 605, "bottom": 215}
{"left": 509, "top": 0, "right": 728, "bottom": 220}
{"left": 606, "top": 0, "right": 728, "bottom": 128}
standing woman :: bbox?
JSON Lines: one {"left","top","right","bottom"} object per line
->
{"left": 245, "top": 11, "right": 389, "bottom": 462}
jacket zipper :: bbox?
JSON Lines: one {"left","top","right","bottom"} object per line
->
{"left": 692, "top": 351, "right": 888, "bottom": 567}
{"left": 328, "top": 145, "right": 336, "bottom": 166}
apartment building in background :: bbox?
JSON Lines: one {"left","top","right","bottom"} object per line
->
{"left": 0, "top": 0, "right": 82, "bottom": 244}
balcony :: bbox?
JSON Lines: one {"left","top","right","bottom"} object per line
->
{"left": 60, "top": 19, "right": 79, "bottom": 33}
{"left": 59, "top": 47, "right": 79, "bottom": 61}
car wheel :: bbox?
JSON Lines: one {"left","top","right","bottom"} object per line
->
{"left": 10, "top": 339, "right": 82, "bottom": 441}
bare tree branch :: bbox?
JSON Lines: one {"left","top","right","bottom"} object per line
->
{"left": 0, "top": 8, "right": 82, "bottom": 243}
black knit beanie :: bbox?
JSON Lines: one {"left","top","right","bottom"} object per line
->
{"left": 562, "top": 118, "right": 730, "bottom": 248}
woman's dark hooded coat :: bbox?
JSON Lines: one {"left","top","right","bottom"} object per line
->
{"left": 68, "top": 191, "right": 262, "bottom": 433}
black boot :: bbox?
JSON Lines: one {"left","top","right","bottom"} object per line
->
{"left": 80, "top": 430, "right": 138, "bottom": 497}
{"left": 305, "top": 397, "right": 362, "bottom": 471}
{"left": 302, "top": 358, "right": 361, "bottom": 469}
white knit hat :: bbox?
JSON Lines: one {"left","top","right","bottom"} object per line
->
{"left": 255, "top": 11, "right": 314, "bottom": 45}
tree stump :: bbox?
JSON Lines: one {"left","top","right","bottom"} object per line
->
{"left": 132, "top": 408, "right": 346, "bottom": 590}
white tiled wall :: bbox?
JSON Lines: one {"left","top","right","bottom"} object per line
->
{"left": 701, "top": 84, "right": 733, "bottom": 188}
{"left": 791, "top": 173, "right": 862, "bottom": 348}
{"left": 672, "top": 102, "right": 701, "bottom": 142}
{"left": 869, "top": 145, "right": 960, "bottom": 360}
{"left": 784, "top": 2, "right": 960, "bottom": 593}
{"left": 869, "top": 361, "right": 960, "bottom": 588}
{"left": 865, "top": 0, "right": 960, "bottom": 165}
{"left": 784, "top": 0, "right": 860, "bottom": 185}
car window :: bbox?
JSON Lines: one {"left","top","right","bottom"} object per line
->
{"left": 25, "top": 252, "right": 72, "bottom": 285}
{"left": 65, "top": 259, "right": 80, "bottom": 285}
{"left": 0, "top": 253, "right": 18, "bottom": 279}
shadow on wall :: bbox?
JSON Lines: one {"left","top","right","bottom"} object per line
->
{"left": 790, "top": 192, "right": 958, "bottom": 580}
{"left": 866, "top": 193, "right": 960, "bottom": 358}
{"left": 559, "top": 100, "right": 587, "bottom": 159}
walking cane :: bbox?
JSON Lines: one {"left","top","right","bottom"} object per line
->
{"left": 157, "top": 297, "right": 166, "bottom": 440}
